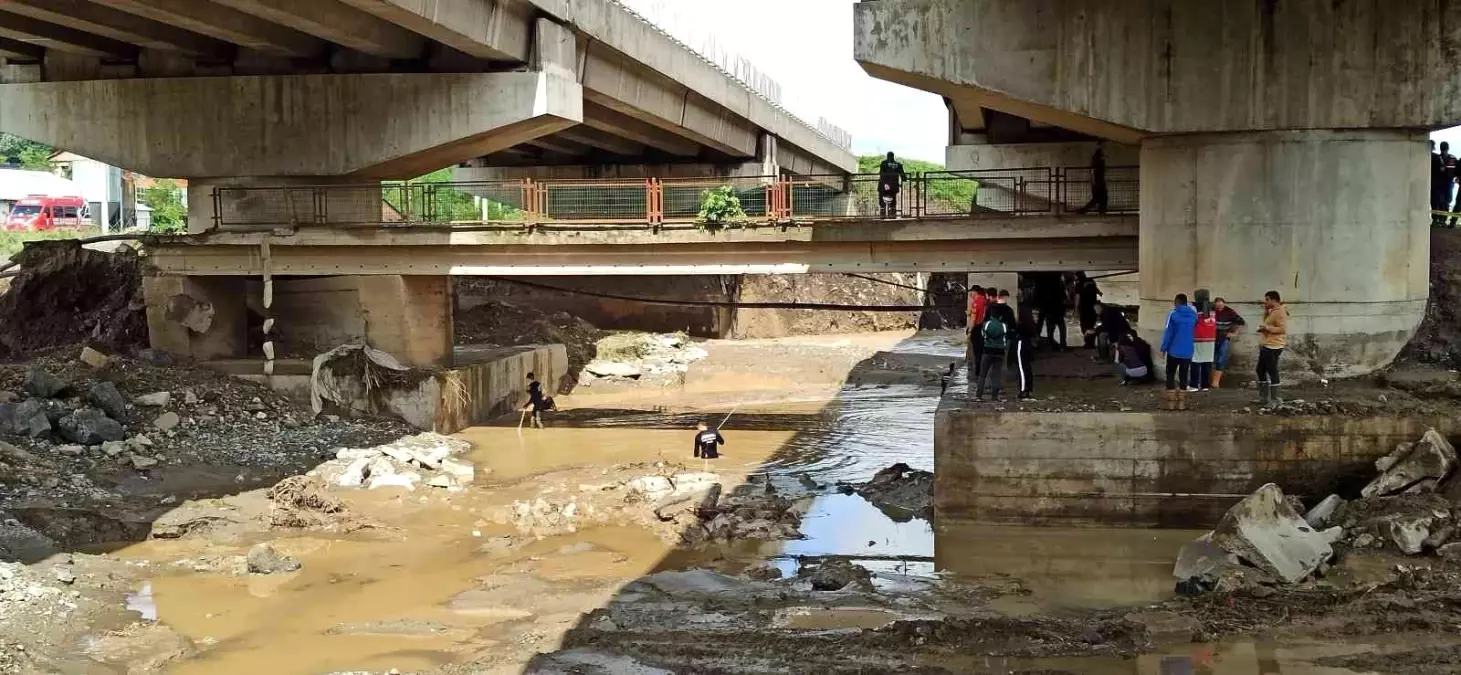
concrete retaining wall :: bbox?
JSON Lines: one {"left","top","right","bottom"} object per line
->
{"left": 935, "top": 410, "right": 1461, "bottom": 528}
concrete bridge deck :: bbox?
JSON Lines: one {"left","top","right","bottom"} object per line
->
{"left": 146, "top": 168, "right": 1138, "bottom": 275}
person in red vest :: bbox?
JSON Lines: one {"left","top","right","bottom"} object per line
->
{"left": 966, "top": 284, "right": 988, "bottom": 382}
{"left": 1189, "top": 303, "right": 1218, "bottom": 392}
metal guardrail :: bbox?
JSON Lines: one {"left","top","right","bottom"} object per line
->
{"left": 210, "top": 167, "right": 1139, "bottom": 230}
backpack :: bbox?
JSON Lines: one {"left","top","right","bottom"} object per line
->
{"left": 980, "top": 317, "right": 1008, "bottom": 350}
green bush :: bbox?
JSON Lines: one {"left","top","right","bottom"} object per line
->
{"left": 696, "top": 186, "right": 747, "bottom": 230}
{"left": 139, "top": 179, "right": 187, "bottom": 233}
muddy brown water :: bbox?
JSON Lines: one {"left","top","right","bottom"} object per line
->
{"left": 96, "top": 331, "right": 1383, "bottom": 673}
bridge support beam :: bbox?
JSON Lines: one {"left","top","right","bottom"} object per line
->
{"left": 1137, "top": 130, "right": 1429, "bottom": 378}
{"left": 144, "top": 274, "right": 453, "bottom": 367}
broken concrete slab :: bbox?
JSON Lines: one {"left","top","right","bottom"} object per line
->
{"left": 1305, "top": 495, "right": 1344, "bottom": 529}
{"left": 1363, "top": 429, "right": 1457, "bottom": 498}
{"left": 334, "top": 457, "right": 371, "bottom": 488}
{"left": 1172, "top": 533, "right": 1233, "bottom": 581}
{"left": 585, "top": 361, "right": 641, "bottom": 379}
{"left": 1210, "top": 483, "right": 1332, "bottom": 584}
{"left": 1387, "top": 516, "right": 1431, "bottom": 555}
{"left": 133, "top": 392, "right": 171, "bottom": 408}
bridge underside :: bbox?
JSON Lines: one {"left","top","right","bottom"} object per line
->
{"left": 144, "top": 216, "right": 1138, "bottom": 276}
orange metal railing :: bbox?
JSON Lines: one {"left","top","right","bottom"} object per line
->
{"left": 210, "top": 168, "right": 1137, "bottom": 230}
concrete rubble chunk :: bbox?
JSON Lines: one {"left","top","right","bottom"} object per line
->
{"left": 1362, "top": 429, "right": 1457, "bottom": 498}
{"left": 100, "top": 441, "right": 126, "bottom": 458}
{"left": 246, "top": 544, "right": 301, "bottom": 574}
{"left": 152, "top": 412, "right": 181, "bottom": 431}
{"left": 24, "top": 367, "right": 68, "bottom": 398}
{"left": 1172, "top": 533, "right": 1233, "bottom": 580}
{"left": 55, "top": 445, "right": 84, "bottom": 457}
{"left": 133, "top": 392, "right": 172, "bottom": 408}
{"left": 129, "top": 454, "right": 159, "bottom": 470}
{"left": 79, "top": 346, "right": 110, "bottom": 369}
{"left": 439, "top": 459, "right": 475, "bottom": 482}
{"left": 88, "top": 382, "right": 130, "bottom": 421}
{"left": 1304, "top": 495, "right": 1345, "bottom": 529}
{"left": 1387, "top": 515, "right": 1432, "bottom": 555}
{"left": 1437, "top": 542, "right": 1461, "bottom": 560}
{"left": 335, "top": 457, "right": 372, "bottom": 488}
{"left": 1210, "top": 483, "right": 1332, "bottom": 584}
{"left": 426, "top": 475, "right": 455, "bottom": 489}
{"left": 335, "top": 447, "right": 383, "bottom": 461}
{"left": 380, "top": 445, "right": 414, "bottom": 465}
{"left": 584, "top": 361, "right": 642, "bottom": 379}
{"left": 626, "top": 475, "right": 675, "bottom": 499}
{"left": 368, "top": 472, "right": 421, "bottom": 491}
{"left": 58, "top": 409, "right": 125, "bottom": 444}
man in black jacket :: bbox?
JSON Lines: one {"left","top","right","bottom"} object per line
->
{"left": 694, "top": 421, "right": 725, "bottom": 460}
{"left": 1088, "top": 302, "right": 1131, "bottom": 362}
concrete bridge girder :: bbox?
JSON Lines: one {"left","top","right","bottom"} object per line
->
{"left": 0, "top": 70, "right": 582, "bottom": 179}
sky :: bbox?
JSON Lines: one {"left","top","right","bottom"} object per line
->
{"left": 621, "top": 0, "right": 948, "bottom": 163}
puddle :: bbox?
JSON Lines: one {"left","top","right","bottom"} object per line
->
{"left": 125, "top": 582, "right": 157, "bottom": 621}
{"left": 779, "top": 607, "right": 901, "bottom": 630}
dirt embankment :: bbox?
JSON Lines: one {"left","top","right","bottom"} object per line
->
{"left": 1400, "top": 229, "right": 1461, "bottom": 369}
{"left": 0, "top": 241, "right": 146, "bottom": 361}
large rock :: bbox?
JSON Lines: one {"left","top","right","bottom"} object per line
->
{"left": 1363, "top": 429, "right": 1457, "bottom": 498}
{"left": 246, "top": 544, "right": 301, "bottom": 574}
{"left": 857, "top": 463, "right": 934, "bottom": 521}
{"left": 23, "top": 367, "right": 68, "bottom": 398}
{"left": 58, "top": 409, "right": 125, "bottom": 444}
{"left": 88, "top": 382, "right": 130, "bottom": 421}
{"left": 1210, "top": 484, "right": 1332, "bottom": 584}
{"left": 799, "top": 560, "right": 873, "bottom": 591}
{"left": 12, "top": 400, "right": 51, "bottom": 437}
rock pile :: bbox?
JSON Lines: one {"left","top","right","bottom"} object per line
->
{"left": 493, "top": 465, "right": 807, "bottom": 544}
{"left": 579, "top": 333, "right": 709, "bottom": 384}
{"left": 1176, "top": 428, "right": 1461, "bottom": 594}
{"left": 310, "top": 433, "right": 477, "bottom": 493}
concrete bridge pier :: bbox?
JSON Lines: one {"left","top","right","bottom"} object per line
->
{"left": 1138, "top": 130, "right": 1429, "bottom": 378}
{"left": 145, "top": 273, "right": 454, "bottom": 368}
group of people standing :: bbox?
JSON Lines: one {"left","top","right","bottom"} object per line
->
{"left": 966, "top": 286, "right": 1032, "bottom": 401}
{"left": 1158, "top": 290, "right": 1288, "bottom": 410}
{"left": 1432, "top": 141, "right": 1459, "bottom": 227}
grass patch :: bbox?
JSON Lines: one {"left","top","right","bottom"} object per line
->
{"left": 1, "top": 228, "right": 101, "bottom": 261}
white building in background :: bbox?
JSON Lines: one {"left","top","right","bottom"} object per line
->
{"left": 0, "top": 167, "right": 83, "bottom": 220}
{"left": 49, "top": 151, "right": 136, "bottom": 232}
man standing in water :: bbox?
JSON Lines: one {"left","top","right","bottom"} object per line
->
{"left": 522, "top": 372, "right": 555, "bottom": 428}
{"left": 694, "top": 421, "right": 725, "bottom": 460}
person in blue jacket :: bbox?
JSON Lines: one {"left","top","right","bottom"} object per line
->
{"left": 1159, "top": 293, "right": 1198, "bottom": 410}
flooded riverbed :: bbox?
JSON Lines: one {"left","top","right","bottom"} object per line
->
{"left": 91, "top": 331, "right": 1395, "bottom": 674}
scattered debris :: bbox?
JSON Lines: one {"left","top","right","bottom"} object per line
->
{"left": 265, "top": 476, "right": 345, "bottom": 529}
{"left": 246, "top": 544, "right": 301, "bottom": 574}
{"left": 78, "top": 347, "right": 110, "bottom": 369}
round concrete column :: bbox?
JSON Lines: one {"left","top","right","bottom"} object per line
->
{"left": 1138, "top": 130, "right": 1429, "bottom": 379}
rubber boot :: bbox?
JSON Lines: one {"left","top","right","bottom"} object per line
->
{"left": 1211, "top": 370, "right": 1223, "bottom": 389}
{"left": 1266, "top": 384, "right": 1282, "bottom": 410}
{"left": 1160, "top": 390, "right": 1176, "bottom": 411}
{"left": 1256, "top": 381, "right": 1271, "bottom": 407}
{"left": 1176, "top": 390, "right": 1189, "bottom": 411}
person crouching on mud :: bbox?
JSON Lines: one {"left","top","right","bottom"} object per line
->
{"left": 523, "top": 372, "right": 555, "bottom": 428}
{"left": 694, "top": 421, "right": 725, "bottom": 460}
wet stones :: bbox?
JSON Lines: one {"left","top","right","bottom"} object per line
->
{"left": 58, "top": 409, "right": 124, "bottom": 445}
{"left": 23, "top": 367, "right": 67, "bottom": 399}
{"left": 245, "top": 544, "right": 301, "bottom": 574}
{"left": 798, "top": 560, "right": 873, "bottom": 592}
{"left": 87, "top": 382, "right": 129, "bottom": 422}
{"left": 856, "top": 463, "right": 934, "bottom": 522}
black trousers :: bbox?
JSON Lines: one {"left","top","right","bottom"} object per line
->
{"left": 1165, "top": 356, "right": 1191, "bottom": 390}
{"left": 1257, "top": 346, "right": 1284, "bottom": 385}
{"left": 970, "top": 337, "right": 985, "bottom": 378}
{"left": 1078, "top": 184, "right": 1108, "bottom": 214}
{"left": 1079, "top": 308, "right": 1097, "bottom": 347}
{"left": 977, "top": 350, "right": 1006, "bottom": 397}
{"left": 1040, "top": 307, "right": 1066, "bottom": 347}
